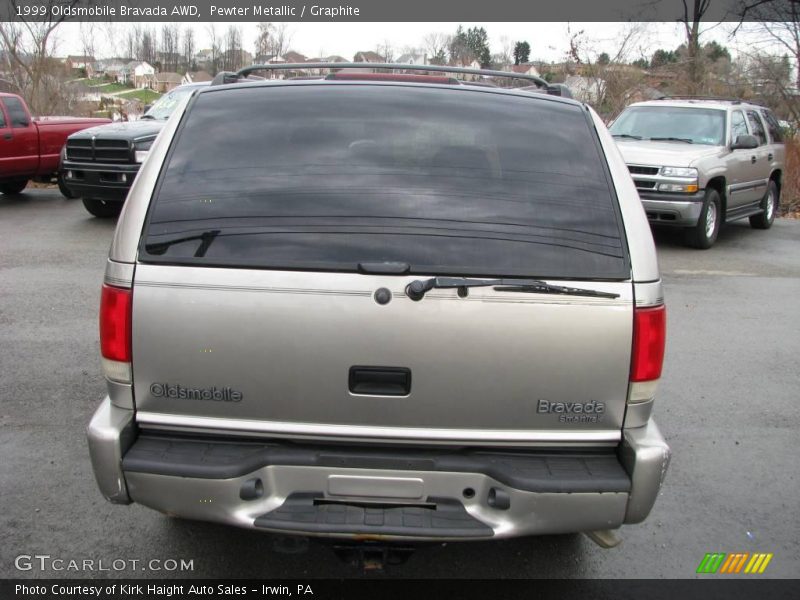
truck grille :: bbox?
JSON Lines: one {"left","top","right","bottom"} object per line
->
{"left": 628, "top": 165, "right": 659, "bottom": 176}
{"left": 633, "top": 180, "right": 656, "bottom": 189}
{"left": 65, "top": 138, "right": 92, "bottom": 160}
{"left": 66, "top": 138, "right": 131, "bottom": 163}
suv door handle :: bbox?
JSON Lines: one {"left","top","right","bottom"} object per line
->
{"left": 768, "top": 152, "right": 774, "bottom": 161}
{"left": 751, "top": 156, "right": 757, "bottom": 164}
{"left": 3, "top": 133, "right": 11, "bottom": 140}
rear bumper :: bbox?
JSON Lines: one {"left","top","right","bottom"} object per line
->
{"left": 61, "top": 160, "right": 139, "bottom": 201}
{"left": 638, "top": 190, "right": 706, "bottom": 226}
{"left": 87, "top": 398, "right": 671, "bottom": 539}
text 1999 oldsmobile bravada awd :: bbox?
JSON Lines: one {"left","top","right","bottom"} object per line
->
{"left": 87, "top": 64, "right": 670, "bottom": 547}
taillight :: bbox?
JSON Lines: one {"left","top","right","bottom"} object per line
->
{"left": 631, "top": 305, "right": 666, "bottom": 382}
{"left": 100, "top": 284, "right": 132, "bottom": 383}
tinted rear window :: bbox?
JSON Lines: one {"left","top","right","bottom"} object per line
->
{"left": 142, "top": 84, "right": 629, "bottom": 279}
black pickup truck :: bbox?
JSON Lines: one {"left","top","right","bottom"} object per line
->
{"left": 61, "top": 82, "right": 208, "bottom": 217}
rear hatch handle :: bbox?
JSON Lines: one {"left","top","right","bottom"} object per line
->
{"left": 405, "top": 277, "right": 620, "bottom": 301}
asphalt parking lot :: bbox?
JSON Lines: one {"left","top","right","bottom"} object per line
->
{"left": 1, "top": 188, "right": 798, "bottom": 579}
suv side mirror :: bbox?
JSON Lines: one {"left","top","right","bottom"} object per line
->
{"left": 142, "top": 104, "right": 153, "bottom": 114}
{"left": 731, "top": 134, "right": 758, "bottom": 150}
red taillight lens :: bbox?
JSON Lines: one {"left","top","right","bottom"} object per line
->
{"left": 100, "top": 284, "right": 132, "bottom": 362}
{"left": 631, "top": 305, "right": 666, "bottom": 382}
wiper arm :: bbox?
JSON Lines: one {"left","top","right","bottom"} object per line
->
{"left": 612, "top": 133, "right": 642, "bottom": 140}
{"left": 405, "top": 277, "right": 619, "bottom": 301}
{"left": 139, "top": 114, "right": 156, "bottom": 120}
{"left": 650, "top": 136, "right": 694, "bottom": 143}
{"left": 146, "top": 230, "right": 220, "bottom": 257}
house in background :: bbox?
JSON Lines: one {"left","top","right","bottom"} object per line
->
{"left": 396, "top": 53, "right": 428, "bottom": 66}
{"left": 623, "top": 84, "right": 664, "bottom": 105}
{"left": 353, "top": 51, "right": 385, "bottom": 63}
{"left": 119, "top": 61, "right": 156, "bottom": 88}
{"left": 282, "top": 51, "right": 307, "bottom": 64}
{"left": 155, "top": 72, "right": 183, "bottom": 93}
{"left": 509, "top": 64, "right": 541, "bottom": 77}
{"left": 65, "top": 55, "right": 95, "bottom": 75}
{"left": 92, "top": 58, "right": 131, "bottom": 81}
{"left": 304, "top": 56, "right": 348, "bottom": 76}
{"left": 565, "top": 75, "right": 607, "bottom": 104}
{"left": 183, "top": 70, "right": 213, "bottom": 84}
{"left": 193, "top": 48, "right": 214, "bottom": 65}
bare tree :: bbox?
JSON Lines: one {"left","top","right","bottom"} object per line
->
{"left": 183, "top": 27, "right": 196, "bottom": 72}
{"left": 498, "top": 35, "right": 513, "bottom": 67}
{"left": 206, "top": 23, "right": 221, "bottom": 75}
{"left": 736, "top": 0, "right": 800, "bottom": 89}
{"left": 159, "top": 25, "right": 180, "bottom": 72}
{"left": 422, "top": 32, "right": 449, "bottom": 65}
{"left": 376, "top": 40, "right": 395, "bottom": 62}
{"left": 101, "top": 23, "right": 121, "bottom": 59}
{"left": 565, "top": 23, "right": 649, "bottom": 117}
{"left": 140, "top": 28, "right": 157, "bottom": 66}
{"left": 223, "top": 25, "right": 244, "bottom": 71}
{"left": 254, "top": 22, "right": 274, "bottom": 58}
{"left": 269, "top": 23, "right": 292, "bottom": 58}
{"left": 123, "top": 24, "right": 142, "bottom": 61}
{"left": 79, "top": 22, "right": 97, "bottom": 70}
{"left": 679, "top": 0, "right": 712, "bottom": 94}
{"left": 0, "top": 0, "right": 79, "bottom": 114}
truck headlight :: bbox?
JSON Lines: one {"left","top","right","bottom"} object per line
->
{"left": 660, "top": 166, "right": 698, "bottom": 178}
{"left": 134, "top": 139, "right": 154, "bottom": 163}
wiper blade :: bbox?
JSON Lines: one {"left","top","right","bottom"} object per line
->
{"left": 650, "top": 136, "right": 694, "bottom": 143}
{"left": 405, "top": 277, "right": 619, "bottom": 301}
{"left": 139, "top": 114, "right": 156, "bottom": 120}
{"left": 612, "top": 133, "right": 642, "bottom": 140}
{"left": 146, "top": 230, "right": 220, "bottom": 257}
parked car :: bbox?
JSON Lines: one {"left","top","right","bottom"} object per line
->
{"left": 609, "top": 97, "right": 785, "bottom": 248}
{"left": 61, "top": 82, "right": 209, "bottom": 218}
{"left": 87, "top": 65, "right": 670, "bottom": 547}
{"left": 0, "top": 92, "right": 109, "bottom": 196}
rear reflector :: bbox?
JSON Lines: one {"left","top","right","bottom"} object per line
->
{"left": 100, "top": 284, "right": 132, "bottom": 363}
{"left": 631, "top": 305, "right": 666, "bottom": 383}
{"left": 101, "top": 357, "right": 131, "bottom": 384}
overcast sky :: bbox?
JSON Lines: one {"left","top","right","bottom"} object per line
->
{"left": 50, "top": 21, "right": 753, "bottom": 63}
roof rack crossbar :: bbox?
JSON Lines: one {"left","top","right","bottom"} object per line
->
{"left": 657, "top": 95, "right": 762, "bottom": 105}
{"left": 212, "top": 62, "right": 564, "bottom": 95}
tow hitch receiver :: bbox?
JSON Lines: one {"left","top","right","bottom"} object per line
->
{"left": 333, "top": 543, "right": 416, "bottom": 572}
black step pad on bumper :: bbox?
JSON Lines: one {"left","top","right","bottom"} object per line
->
{"left": 123, "top": 435, "right": 631, "bottom": 494}
{"left": 254, "top": 493, "right": 494, "bottom": 538}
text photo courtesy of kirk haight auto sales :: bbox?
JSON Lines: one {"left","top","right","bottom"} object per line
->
{"left": 1, "top": 0, "right": 799, "bottom": 598}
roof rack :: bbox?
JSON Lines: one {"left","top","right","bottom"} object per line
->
{"left": 211, "top": 62, "right": 572, "bottom": 98}
{"left": 656, "top": 95, "right": 764, "bottom": 106}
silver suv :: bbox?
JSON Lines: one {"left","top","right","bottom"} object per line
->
{"left": 87, "top": 64, "right": 670, "bottom": 545}
{"left": 610, "top": 97, "right": 785, "bottom": 248}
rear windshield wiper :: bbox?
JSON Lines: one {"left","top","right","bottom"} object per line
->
{"left": 405, "top": 277, "right": 620, "bottom": 301}
{"left": 612, "top": 133, "right": 642, "bottom": 140}
{"left": 145, "top": 230, "right": 220, "bottom": 257}
{"left": 650, "top": 136, "right": 694, "bottom": 143}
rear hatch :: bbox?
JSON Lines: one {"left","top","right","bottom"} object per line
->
{"left": 131, "top": 83, "right": 633, "bottom": 444}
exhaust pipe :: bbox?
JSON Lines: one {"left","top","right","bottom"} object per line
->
{"left": 584, "top": 529, "right": 622, "bottom": 549}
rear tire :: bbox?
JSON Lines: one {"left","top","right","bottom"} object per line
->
{"left": 57, "top": 173, "right": 77, "bottom": 199}
{"left": 0, "top": 179, "right": 29, "bottom": 195}
{"left": 684, "top": 188, "right": 721, "bottom": 249}
{"left": 82, "top": 197, "right": 122, "bottom": 218}
{"left": 749, "top": 180, "right": 778, "bottom": 230}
